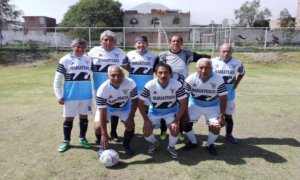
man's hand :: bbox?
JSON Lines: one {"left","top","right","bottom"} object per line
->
{"left": 170, "top": 122, "right": 179, "bottom": 134}
{"left": 218, "top": 113, "right": 225, "bottom": 127}
{"left": 143, "top": 120, "right": 153, "bottom": 135}
{"left": 100, "top": 134, "right": 109, "bottom": 149}
{"left": 125, "top": 118, "right": 135, "bottom": 131}
{"left": 57, "top": 98, "right": 64, "bottom": 105}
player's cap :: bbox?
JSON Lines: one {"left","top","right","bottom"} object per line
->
{"left": 135, "top": 36, "right": 148, "bottom": 44}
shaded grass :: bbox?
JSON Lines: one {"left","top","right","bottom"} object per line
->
{"left": 0, "top": 52, "right": 299, "bottom": 179}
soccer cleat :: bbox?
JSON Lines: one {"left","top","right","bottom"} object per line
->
{"left": 183, "top": 142, "right": 198, "bottom": 151}
{"left": 178, "top": 132, "right": 185, "bottom": 141}
{"left": 226, "top": 134, "right": 238, "bottom": 144}
{"left": 160, "top": 131, "right": 167, "bottom": 140}
{"left": 148, "top": 141, "right": 159, "bottom": 154}
{"left": 206, "top": 144, "right": 218, "bottom": 156}
{"left": 79, "top": 138, "right": 91, "bottom": 148}
{"left": 58, "top": 141, "right": 70, "bottom": 152}
{"left": 123, "top": 145, "right": 134, "bottom": 156}
{"left": 110, "top": 132, "right": 120, "bottom": 142}
{"left": 167, "top": 146, "right": 178, "bottom": 159}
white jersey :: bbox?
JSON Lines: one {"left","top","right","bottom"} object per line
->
{"left": 139, "top": 78, "right": 187, "bottom": 116}
{"left": 212, "top": 56, "right": 245, "bottom": 101}
{"left": 127, "top": 50, "right": 158, "bottom": 92}
{"left": 185, "top": 72, "right": 227, "bottom": 107}
{"left": 88, "top": 46, "right": 128, "bottom": 91}
{"left": 96, "top": 77, "right": 138, "bottom": 112}
{"left": 53, "top": 53, "right": 92, "bottom": 101}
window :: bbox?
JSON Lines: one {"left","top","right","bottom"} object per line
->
{"left": 173, "top": 17, "right": 180, "bottom": 24}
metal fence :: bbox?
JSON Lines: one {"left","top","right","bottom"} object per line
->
{"left": 1, "top": 26, "right": 300, "bottom": 53}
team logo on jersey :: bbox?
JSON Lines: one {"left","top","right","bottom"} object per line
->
{"left": 153, "top": 91, "right": 158, "bottom": 94}
{"left": 231, "top": 64, "right": 237, "bottom": 69}
{"left": 169, "top": 88, "right": 175, "bottom": 94}
{"left": 210, "top": 83, "right": 216, "bottom": 89}
{"left": 114, "top": 53, "right": 120, "bottom": 58}
{"left": 214, "top": 64, "right": 219, "bottom": 69}
{"left": 132, "top": 56, "right": 136, "bottom": 60}
{"left": 193, "top": 83, "right": 197, "bottom": 87}
{"left": 109, "top": 95, "right": 113, "bottom": 99}
{"left": 122, "top": 89, "right": 129, "bottom": 95}
{"left": 147, "top": 56, "right": 151, "bottom": 61}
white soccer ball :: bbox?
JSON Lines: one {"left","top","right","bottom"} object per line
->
{"left": 99, "top": 149, "right": 119, "bottom": 167}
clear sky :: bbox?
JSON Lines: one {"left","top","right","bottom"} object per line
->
{"left": 13, "top": 0, "right": 297, "bottom": 25}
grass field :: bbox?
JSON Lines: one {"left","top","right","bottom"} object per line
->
{"left": 0, "top": 52, "right": 299, "bottom": 180}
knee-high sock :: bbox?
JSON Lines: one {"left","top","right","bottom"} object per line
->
{"left": 168, "top": 134, "right": 179, "bottom": 147}
{"left": 110, "top": 115, "right": 119, "bottom": 135}
{"left": 63, "top": 120, "right": 73, "bottom": 141}
{"left": 185, "top": 130, "right": 197, "bottom": 144}
{"left": 225, "top": 117, "right": 234, "bottom": 135}
{"left": 79, "top": 119, "right": 88, "bottom": 139}
{"left": 123, "top": 130, "right": 134, "bottom": 147}
{"left": 206, "top": 131, "right": 218, "bottom": 146}
{"left": 160, "top": 119, "right": 167, "bottom": 132}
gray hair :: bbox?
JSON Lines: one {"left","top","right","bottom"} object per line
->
{"left": 196, "top": 58, "right": 212, "bottom": 67}
{"left": 100, "top": 30, "right": 116, "bottom": 41}
{"left": 220, "top": 43, "right": 233, "bottom": 51}
{"left": 71, "top": 38, "right": 87, "bottom": 48}
{"left": 107, "top": 65, "right": 124, "bottom": 75}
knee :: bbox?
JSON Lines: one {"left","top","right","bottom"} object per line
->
{"left": 143, "top": 128, "right": 152, "bottom": 137}
{"left": 209, "top": 125, "right": 220, "bottom": 135}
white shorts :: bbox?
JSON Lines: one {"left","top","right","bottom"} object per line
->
{"left": 63, "top": 100, "right": 92, "bottom": 117}
{"left": 225, "top": 100, "right": 235, "bottom": 115}
{"left": 148, "top": 113, "right": 176, "bottom": 129}
{"left": 188, "top": 104, "right": 220, "bottom": 126}
{"left": 94, "top": 108, "right": 129, "bottom": 122}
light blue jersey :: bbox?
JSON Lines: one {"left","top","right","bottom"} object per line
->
{"left": 127, "top": 50, "right": 158, "bottom": 92}
{"left": 88, "top": 46, "right": 128, "bottom": 91}
{"left": 212, "top": 57, "right": 245, "bottom": 101}
{"left": 185, "top": 72, "right": 227, "bottom": 107}
{"left": 140, "top": 78, "right": 187, "bottom": 116}
{"left": 55, "top": 53, "right": 92, "bottom": 101}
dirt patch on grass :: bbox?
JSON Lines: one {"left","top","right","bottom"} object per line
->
{"left": 243, "top": 52, "right": 280, "bottom": 63}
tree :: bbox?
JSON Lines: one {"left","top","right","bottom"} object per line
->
{"left": 222, "top": 18, "right": 229, "bottom": 27}
{"left": 278, "top": 8, "right": 295, "bottom": 45}
{"left": 0, "top": 0, "right": 22, "bottom": 27}
{"left": 234, "top": 0, "right": 271, "bottom": 27}
{"left": 60, "top": 0, "right": 124, "bottom": 40}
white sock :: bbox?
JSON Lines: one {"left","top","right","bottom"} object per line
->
{"left": 145, "top": 133, "right": 157, "bottom": 144}
{"left": 185, "top": 130, "right": 197, "bottom": 144}
{"left": 206, "top": 131, "right": 218, "bottom": 146}
{"left": 168, "top": 134, "right": 179, "bottom": 147}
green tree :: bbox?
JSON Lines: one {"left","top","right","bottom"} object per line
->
{"left": 60, "top": 0, "right": 123, "bottom": 40}
{"left": 234, "top": 0, "right": 271, "bottom": 27}
{"left": 278, "top": 8, "right": 295, "bottom": 45}
{"left": 0, "top": 0, "right": 22, "bottom": 27}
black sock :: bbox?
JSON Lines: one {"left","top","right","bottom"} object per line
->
{"left": 63, "top": 120, "right": 73, "bottom": 141}
{"left": 110, "top": 116, "right": 119, "bottom": 136}
{"left": 160, "top": 119, "right": 167, "bottom": 132}
{"left": 225, "top": 117, "right": 234, "bottom": 135}
{"left": 123, "top": 130, "right": 134, "bottom": 147}
{"left": 79, "top": 119, "right": 88, "bottom": 139}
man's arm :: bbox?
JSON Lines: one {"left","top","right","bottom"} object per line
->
{"left": 126, "top": 98, "right": 138, "bottom": 131}
{"left": 99, "top": 107, "right": 109, "bottom": 148}
{"left": 234, "top": 73, "right": 245, "bottom": 89}
{"left": 218, "top": 95, "right": 227, "bottom": 126}
{"left": 174, "top": 97, "right": 188, "bottom": 124}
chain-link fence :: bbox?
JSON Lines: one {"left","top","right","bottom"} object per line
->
{"left": 1, "top": 26, "right": 300, "bottom": 53}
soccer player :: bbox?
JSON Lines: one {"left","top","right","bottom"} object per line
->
{"left": 138, "top": 62, "right": 188, "bottom": 159}
{"left": 184, "top": 58, "right": 227, "bottom": 155}
{"left": 158, "top": 35, "right": 211, "bottom": 141}
{"left": 212, "top": 43, "right": 245, "bottom": 144}
{"left": 95, "top": 65, "right": 138, "bottom": 156}
{"left": 127, "top": 36, "right": 159, "bottom": 93}
{"left": 54, "top": 38, "right": 92, "bottom": 152}
{"left": 88, "top": 30, "right": 129, "bottom": 143}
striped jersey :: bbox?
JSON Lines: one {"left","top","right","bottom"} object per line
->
{"left": 88, "top": 46, "right": 128, "bottom": 91}
{"left": 211, "top": 56, "right": 245, "bottom": 101}
{"left": 54, "top": 53, "right": 92, "bottom": 101}
{"left": 139, "top": 78, "right": 187, "bottom": 116}
{"left": 96, "top": 77, "right": 138, "bottom": 112}
{"left": 127, "top": 50, "right": 159, "bottom": 92}
{"left": 185, "top": 72, "right": 227, "bottom": 107}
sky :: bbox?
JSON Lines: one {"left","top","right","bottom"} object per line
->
{"left": 13, "top": 0, "right": 297, "bottom": 25}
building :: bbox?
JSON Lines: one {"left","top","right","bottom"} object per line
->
{"left": 297, "top": 0, "right": 300, "bottom": 27}
{"left": 23, "top": 16, "right": 56, "bottom": 34}
{"left": 123, "top": 9, "right": 190, "bottom": 47}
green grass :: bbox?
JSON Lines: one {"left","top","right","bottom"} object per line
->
{"left": 0, "top": 52, "right": 299, "bottom": 179}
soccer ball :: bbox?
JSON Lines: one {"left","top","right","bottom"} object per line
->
{"left": 99, "top": 149, "right": 119, "bottom": 167}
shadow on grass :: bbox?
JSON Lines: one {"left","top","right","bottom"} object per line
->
{"left": 76, "top": 133, "right": 299, "bottom": 169}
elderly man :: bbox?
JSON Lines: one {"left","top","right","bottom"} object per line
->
{"left": 212, "top": 43, "right": 245, "bottom": 144}
{"left": 95, "top": 65, "right": 138, "bottom": 156}
{"left": 88, "top": 30, "right": 129, "bottom": 143}
{"left": 138, "top": 62, "right": 188, "bottom": 159}
{"left": 184, "top": 58, "right": 227, "bottom": 155}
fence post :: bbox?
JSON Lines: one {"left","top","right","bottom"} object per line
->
{"left": 55, "top": 27, "right": 58, "bottom": 50}
{"left": 123, "top": 27, "right": 126, "bottom": 50}
{"left": 264, "top": 28, "right": 268, "bottom": 50}
{"left": 22, "top": 26, "right": 25, "bottom": 51}
{"left": 192, "top": 27, "right": 195, "bottom": 51}
{"left": 88, "top": 28, "right": 91, "bottom": 50}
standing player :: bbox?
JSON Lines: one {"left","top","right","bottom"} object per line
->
{"left": 158, "top": 35, "right": 211, "bottom": 142}
{"left": 54, "top": 38, "right": 92, "bottom": 152}
{"left": 88, "top": 30, "right": 129, "bottom": 143}
{"left": 138, "top": 62, "right": 188, "bottom": 159}
{"left": 184, "top": 58, "right": 227, "bottom": 155}
{"left": 96, "top": 66, "right": 138, "bottom": 156}
{"left": 212, "top": 43, "right": 245, "bottom": 144}
{"left": 127, "top": 36, "right": 159, "bottom": 93}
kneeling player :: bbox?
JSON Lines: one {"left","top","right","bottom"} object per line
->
{"left": 184, "top": 58, "right": 227, "bottom": 155}
{"left": 95, "top": 65, "right": 138, "bottom": 156}
{"left": 138, "top": 62, "right": 188, "bottom": 159}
